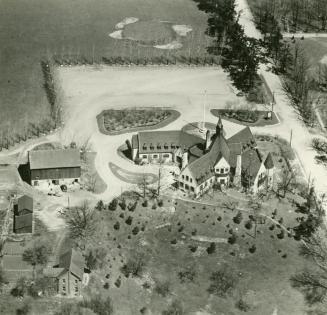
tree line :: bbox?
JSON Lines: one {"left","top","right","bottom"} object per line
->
{"left": 251, "top": 0, "right": 327, "bottom": 33}
{"left": 194, "top": 0, "right": 262, "bottom": 93}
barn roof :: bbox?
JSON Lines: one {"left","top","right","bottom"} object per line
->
{"left": 29, "top": 149, "right": 81, "bottom": 170}
{"left": 59, "top": 248, "right": 84, "bottom": 280}
{"left": 227, "top": 126, "right": 256, "bottom": 148}
{"left": 241, "top": 149, "right": 263, "bottom": 179}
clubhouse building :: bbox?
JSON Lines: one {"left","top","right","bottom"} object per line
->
{"left": 131, "top": 117, "right": 275, "bottom": 197}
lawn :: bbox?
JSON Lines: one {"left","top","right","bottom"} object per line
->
{"left": 79, "top": 186, "right": 319, "bottom": 315}
{"left": 0, "top": 0, "right": 209, "bottom": 146}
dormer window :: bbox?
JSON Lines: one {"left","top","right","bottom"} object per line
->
{"left": 143, "top": 143, "right": 147, "bottom": 150}
{"left": 157, "top": 143, "right": 161, "bottom": 149}
{"left": 164, "top": 143, "right": 169, "bottom": 150}
{"left": 150, "top": 143, "right": 154, "bottom": 150}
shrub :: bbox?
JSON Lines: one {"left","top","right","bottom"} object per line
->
{"left": 152, "top": 204, "right": 157, "bottom": 210}
{"left": 119, "top": 199, "right": 127, "bottom": 210}
{"left": 114, "top": 277, "right": 121, "bottom": 288}
{"left": 121, "top": 255, "right": 146, "bottom": 278}
{"left": 95, "top": 200, "right": 105, "bottom": 211}
{"left": 171, "top": 239, "right": 177, "bottom": 245}
{"left": 236, "top": 299, "right": 251, "bottom": 312}
{"left": 125, "top": 216, "right": 133, "bottom": 225}
{"left": 158, "top": 199, "right": 164, "bottom": 207}
{"left": 228, "top": 234, "right": 237, "bottom": 245}
{"left": 132, "top": 227, "right": 139, "bottom": 235}
{"left": 178, "top": 268, "right": 196, "bottom": 283}
{"left": 142, "top": 200, "right": 148, "bottom": 207}
{"left": 269, "top": 224, "right": 275, "bottom": 231}
{"left": 108, "top": 199, "right": 118, "bottom": 211}
{"left": 245, "top": 220, "right": 253, "bottom": 230}
{"left": 189, "top": 245, "right": 198, "bottom": 252}
{"left": 208, "top": 266, "right": 238, "bottom": 297}
{"left": 154, "top": 280, "right": 170, "bottom": 297}
{"left": 249, "top": 245, "right": 256, "bottom": 253}
{"left": 277, "top": 230, "right": 285, "bottom": 239}
{"left": 128, "top": 201, "right": 137, "bottom": 212}
{"left": 113, "top": 222, "right": 120, "bottom": 230}
{"left": 206, "top": 242, "right": 216, "bottom": 254}
{"left": 233, "top": 211, "right": 243, "bottom": 224}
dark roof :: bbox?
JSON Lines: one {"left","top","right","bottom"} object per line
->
{"left": 264, "top": 152, "right": 274, "bottom": 169}
{"left": 188, "top": 134, "right": 230, "bottom": 184}
{"left": 14, "top": 213, "right": 33, "bottom": 231}
{"left": 229, "top": 143, "right": 242, "bottom": 168}
{"left": 137, "top": 131, "right": 204, "bottom": 154}
{"left": 29, "top": 149, "right": 81, "bottom": 170}
{"left": 17, "top": 195, "right": 33, "bottom": 213}
{"left": 189, "top": 144, "right": 205, "bottom": 159}
{"left": 59, "top": 249, "right": 84, "bottom": 280}
{"left": 227, "top": 126, "right": 256, "bottom": 148}
{"left": 44, "top": 267, "right": 65, "bottom": 278}
{"left": 241, "top": 149, "right": 263, "bottom": 179}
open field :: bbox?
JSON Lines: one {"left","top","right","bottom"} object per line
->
{"left": 80, "top": 190, "right": 318, "bottom": 315}
{"left": 0, "top": 0, "right": 209, "bottom": 142}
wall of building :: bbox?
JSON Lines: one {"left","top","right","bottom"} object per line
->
{"left": 30, "top": 167, "right": 81, "bottom": 181}
{"left": 252, "top": 163, "right": 267, "bottom": 193}
{"left": 31, "top": 177, "right": 79, "bottom": 189}
{"left": 139, "top": 152, "right": 173, "bottom": 163}
{"left": 58, "top": 272, "right": 81, "bottom": 297}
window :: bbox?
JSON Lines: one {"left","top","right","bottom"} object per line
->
{"left": 191, "top": 187, "right": 195, "bottom": 192}
{"left": 142, "top": 155, "right": 147, "bottom": 159}
{"left": 143, "top": 146, "right": 147, "bottom": 150}
{"left": 186, "top": 176, "right": 189, "bottom": 181}
{"left": 75, "top": 279, "right": 78, "bottom": 284}
{"left": 164, "top": 144, "right": 168, "bottom": 150}
{"left": 225, "top": 168, "right": 229, "bottom": 173}
{"left": 190, "top": 178, "right": 192, "bottom": 183}
{"left": 33, "top": 180, "right": 39, "bottom": 186}
{"left": 157, "top": 144, "right": 161, "bottom": 149}
{"left": 62, "top": 286, "right": 66, "bottom": 291}
{"left": 62, "top": 279, "right": 66, "bottom": 283}
{"left": 163, "top": 154, "right": 169, "bottom": 158}
{"left": 182, "top": 175, "right": 184, "bottom": 180}
{"left": 220, "top": 179, "right": 225, "bottom": 184}
{"left": 52, "top": 179, "right": 59, "bottom": 185}
{"left": 180, "top": 182, "right": 184, "bottom": 188}
{"left": 150, "top": 143, "right": 154, "bottom": 150}
{"left": 185, "top": 184, "right": 189, "bottom": 190}
{"left": 220, "top": 168, "right": 224, "bottom": 174}
{"left": 153, "top": 154, "right": 158, "bottom": 158}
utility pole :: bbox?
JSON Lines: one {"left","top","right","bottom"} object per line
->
{"left": 157, "top": 167, "right": 161, "bottom": 198}
{"left": 290, "top": 129, "right": 293, "bottom": 147}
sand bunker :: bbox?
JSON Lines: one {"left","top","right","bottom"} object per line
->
{"left": 172, "top": 24, "right": 192, "bottom": 36}
{"left": 154, "top": 40, "right": 183, "bottom": 50}
{"left": 109, "top": 30, "right": 123, "bottom": 39}
{"left": 115, "top": 17, "right": 139, "bottom": 30}
{"left": 109, "top": 17, "right": 191, "bottom": 50}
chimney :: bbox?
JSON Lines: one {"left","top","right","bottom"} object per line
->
{"left": 216, "top": 116, "right": 223, "bottom": 136}
{"left": 182, "top": 150, "right": 188, "bottom": 169}
{"left": 234, "top": 153, "right": 242, "bottom": 187}
{"left": 205, "top": 130, "right": 211, "bottom": 152}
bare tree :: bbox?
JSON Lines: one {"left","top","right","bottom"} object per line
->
{"left": 137, "top": 174, "right": 151, "bottom": 199}
{"left": 63, "top": 201, "right": 96, "bottom": 243}
{"left": 276, "top": 168, "right": 296, "bottom": 198}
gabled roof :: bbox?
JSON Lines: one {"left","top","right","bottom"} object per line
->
{"left": 44, "top": 267, "right": 65, "bottom": 278}
{"left": 227, "top": 126, "right": 256, "bottom": 148}
{"left": 241, "top": 149, "right": 263, "bottom": 179}
{"left": 264, "top": 152, "right": 274, "bottom": 169}
{"left": 187, "top": 134, "right": 230, "bottom": 184}
{"left": 59, "top": 249, "right": 84, "bottom": 280}
{"left": 17, "top": 195, "right": 33, "bottom": 213}
{"left": 29, "top": 149, "right": 81, "bottom": 170}
{"left": 137, "top": 131, "right": 204, "bottom": 154}
{"left": 14, "top": 213, "right": 33, "bottom": 231}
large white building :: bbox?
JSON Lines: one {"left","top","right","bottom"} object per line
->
{"left": 131, "top": 117, "right": 274, "bottom": 197}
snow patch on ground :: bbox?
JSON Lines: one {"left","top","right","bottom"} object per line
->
{"left": 115, "top": 17, "right": 139, "bottom": 30}
{"left": 109, "top": 30, "right": 123, "bottom": 39}
{"left": 154, "top": 40, "right": 183, "bottom": 50}
{"left": 173, "top": 24, "right": 192, "bottom": 36}
{"left": 320, "top": 55, "right": 327, "bottom": 64}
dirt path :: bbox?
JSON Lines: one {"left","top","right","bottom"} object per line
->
{"left": 236, "top": 0, "right": 327, "bottom": 209}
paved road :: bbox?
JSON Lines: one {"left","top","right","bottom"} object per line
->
{"left": 235, "top": 0, "right": 327, "bottom": 203}
{"left": 283, "top": 33, "right": 327, "bottom": 38}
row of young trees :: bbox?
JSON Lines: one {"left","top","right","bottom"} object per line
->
{"left": 252, "top": 0, "right": 327, "bottom": 33}
{"left": 194, "top": 0, "right": 262, "bottom": 93}
{"left": 0, "top": 61, "right": 62, "bottom": 152}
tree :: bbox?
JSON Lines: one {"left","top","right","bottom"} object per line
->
{"left": 121, "top": 253, "right": 146, "bottom": 278}
{"left": 208, "top": 265, "right": 239, "bottom": 297}
{"left": 63, "top": 201, "right": 96, "bottom": 242}
{"left": 137, "top": 174, "right": 151, "bottom": 199}
{"left": 291, "top": 228, "right": 327, "bottom": 305}
{"left": 23, "top": 241, "right": 51, "bottom": 278}
{"left": 85, "top": 247, "right": 107, "bottom": 270}
{"left": 276, "top": 168, "right": 296, "bottom": 198}
{"left": 248, "top": 196, "right": 264, "bottom": 238}
{"left": 0, "top": 267, "right": 7, "bottom": 291}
